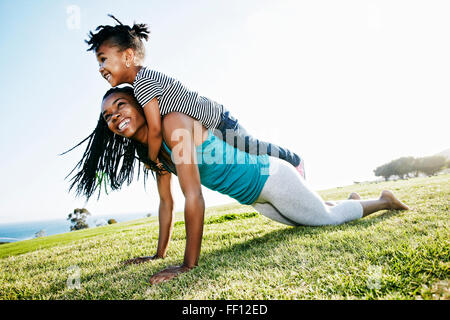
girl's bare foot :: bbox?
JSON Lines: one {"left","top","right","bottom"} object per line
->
{"left": 348, "top": 192, "right": 361, "bottom": 200}
{"left": 380, "top": 190, "right": 410, "bottom": 211}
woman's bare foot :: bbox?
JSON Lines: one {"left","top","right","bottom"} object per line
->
{"left": 348, "top": 192, "right": 361, "bottom": 200}
{"left": 380, "top": 190, "right": 410, "bottom": 211}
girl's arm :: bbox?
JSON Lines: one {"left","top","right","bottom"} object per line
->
{"left": 142, "top": 97, "right": 163, "bottom": 163}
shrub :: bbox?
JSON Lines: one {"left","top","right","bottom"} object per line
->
{"left": 34, "top": 230, "right": 46, "bottom": 238}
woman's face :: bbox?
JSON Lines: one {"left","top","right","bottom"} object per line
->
{"left": 101, "top": 92, "right": 147, "bottom": 141}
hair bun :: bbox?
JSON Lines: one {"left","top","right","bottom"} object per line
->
{"left": 131, "top": 23, "right": 150, "bottom": 41}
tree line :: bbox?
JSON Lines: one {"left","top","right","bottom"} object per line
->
{"left": 67, "top": 208, "right": 117, "bottom": 231}
{"left": 374, "top": 155, "right": 449, "bottom": 181}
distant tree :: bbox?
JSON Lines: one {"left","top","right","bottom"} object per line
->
{"left": 35, "top": 230, "right": 46, "bottom": 238}
{"left": 391, "top": 156, "right": 416, "bottom": 179}
{"left": 67, "top": 208, "right": 90, "bottom": 231}
{"left": 415, "top": 155, "right": 447, "bottom": 176}
{"left": 374, "top": 162, "right": 395, "bottom": 181}
{"left": 411, "top": 158, "right": 422, "bottom": 177}
{"left": 375, "top": 156, "right": 429, "bottom": 180}
{"left": 107, "top": 219, "right": 117, "bottom": 224}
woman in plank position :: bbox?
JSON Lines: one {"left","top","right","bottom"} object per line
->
{"left": 65, "top": 86, "right": 409, "bottom": 284}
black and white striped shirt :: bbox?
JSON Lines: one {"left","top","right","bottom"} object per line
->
{"left": 133, "top": 67, "right": 223, "bottom": 129}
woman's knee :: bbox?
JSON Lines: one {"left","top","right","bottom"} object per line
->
{"left": 253, "top": 203, "right": 298, "bottom": 226}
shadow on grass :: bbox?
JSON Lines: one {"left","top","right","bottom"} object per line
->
{"left": 0, "top": 208, "right": 414, "bottom": 299}
{"left": 115, "top": 208, "right": 408, "bottom": 298}
{"left": 15, "top": 208, "right": 407, "bottom": 299}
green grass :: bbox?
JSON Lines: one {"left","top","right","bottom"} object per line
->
{"left": 1, "top": 174, "right": 449, "bottom": 300}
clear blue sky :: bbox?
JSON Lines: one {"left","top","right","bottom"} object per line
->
{"left": 1, "top": 0, "right": 449, "bottom": 223}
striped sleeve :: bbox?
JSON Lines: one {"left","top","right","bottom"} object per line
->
{"left": 133, "top": 77, "right": 163, "bottom": 107}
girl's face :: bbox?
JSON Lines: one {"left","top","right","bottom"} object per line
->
{"left": 101, "top": 92, "right": 147, "bottom": 142}
{"left": 96, "top": 42, "right": 130, "bottom": 87}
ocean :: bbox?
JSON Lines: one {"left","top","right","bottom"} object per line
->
{"left": 0, "top": 212, "right": 152, "bottom": 243}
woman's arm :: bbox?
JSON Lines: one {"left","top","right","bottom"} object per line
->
{"left": 176, "top": 155, "right": 205, "bottom": 269}
{"left": 155, "top": 171, "right": 174, "bottom": 258}
{"left": 150, "top": 113, "right": 205, "bottom": 284}
{"left": 122, "top": 170, "right": 174, "bottom": 265}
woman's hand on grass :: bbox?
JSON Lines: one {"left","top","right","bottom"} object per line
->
{"left": 122, "top": 254, "right": 161, "bottom": 265}
{"left": 150, "top": 265, "right": 192, "bottom": 285}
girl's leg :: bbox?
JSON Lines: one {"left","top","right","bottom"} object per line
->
{"left": 232, "top": 123, "right": 301, "bottom": 167}
{"left": 254, "top": 158, "right": 408, "bottom": 226}
{"left": 214, "top": 110, "right": 303, "bottom": 170}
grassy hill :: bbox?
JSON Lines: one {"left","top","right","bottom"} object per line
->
{"left": 0, "top": 174, "right": 448, "bottom": 300}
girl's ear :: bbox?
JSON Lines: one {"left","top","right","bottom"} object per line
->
{"left": 124, "top": 48, "right": 135, "bottom": 67}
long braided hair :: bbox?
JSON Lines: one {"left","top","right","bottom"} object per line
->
{"left": 61, "top": 86, "right": 174, "bottom": 200}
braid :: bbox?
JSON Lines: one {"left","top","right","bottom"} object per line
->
{"left": 107, "top": 14, "right": 123, "bottom": 26}
{"left": 62, "top": 87, "right": 177, "bottom": 200}
{"left": 61, "top": 84, "right": 183, "bottom": 200}
{"left": 62, "top": 115, "right": 164, "bottom": 200}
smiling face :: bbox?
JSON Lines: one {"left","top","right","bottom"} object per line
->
{"left": 96, "top": 42, "right": 132, "bottom": 87}
{"left": 101, "top": 91, "right": 147, "bottom": 143}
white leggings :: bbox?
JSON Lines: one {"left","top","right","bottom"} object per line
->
{"left": 252, "top": 158, "right": 363, "bottom": 226}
